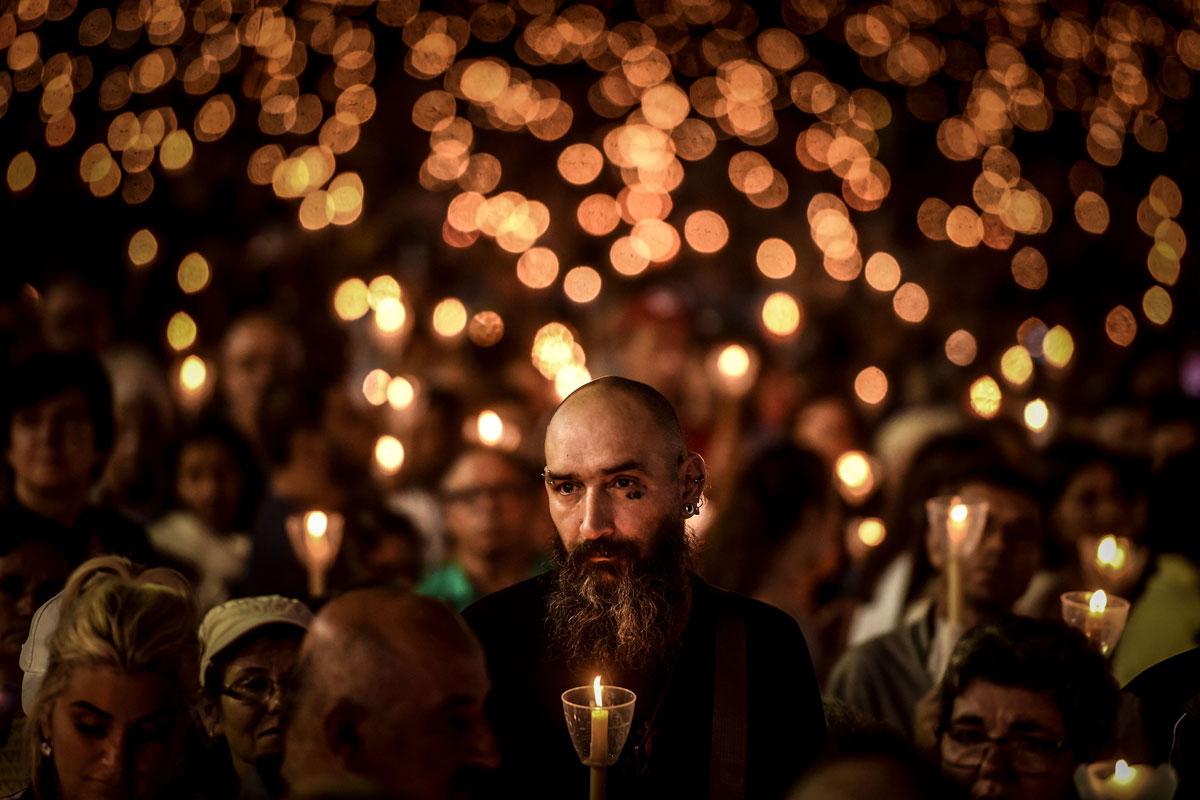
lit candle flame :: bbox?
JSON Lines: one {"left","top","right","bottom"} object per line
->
{"left": 593, "top": 675, "right": 603, "bottom": 707}
{"left": 949, "top": 502, "right": 969, "bottom": 525}
{"left": 1096, "top": 535, "right": 1127, "bottom": 570}
{"left": 1089, "top": 589, "right": 1108, "bottom": 614}
{"left": 305, "top": 510, "right": 328, "bottom": 539}
{"left": 1113, "top": 759, "right": 1134, "bottom": 784}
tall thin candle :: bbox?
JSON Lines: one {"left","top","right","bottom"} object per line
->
{"left": 589, "top": 675, "right": 608, "bottom": 765}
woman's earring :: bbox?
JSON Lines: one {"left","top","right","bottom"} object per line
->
{"left": 40, "top": 740, "right": 52, "bottom": 757}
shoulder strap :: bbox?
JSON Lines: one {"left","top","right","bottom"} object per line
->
{"left": 709, "top": 610, "right": 748, "bottom": 800}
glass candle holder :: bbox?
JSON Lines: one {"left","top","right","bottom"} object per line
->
{"left": 1074, "top": 760, "right": 1177, "bottom": 800}
{"left": 1061, "top": 590, "right": 1130, "bottom": 656}
{"left": 285, "top": 510, "right": 344, "bottom": 598}
{"left": 562, "top": 683, "right": 636, "bottom": 768}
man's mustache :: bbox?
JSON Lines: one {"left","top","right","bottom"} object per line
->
{"left": 568, "top": 537, "right": 641, "bottom": 565}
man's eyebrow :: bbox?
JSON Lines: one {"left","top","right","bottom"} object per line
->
{"left": 950, "top": 713, "right": 984, "bottom": 725}
{"left": 600, "top": 460, "right": 646, "bottom": 475}
{"left": 1007, "top": 720, "right": 1062, "bottom": 737}
{"left": 542, "top": 469, "right": 576, "bottom": 482}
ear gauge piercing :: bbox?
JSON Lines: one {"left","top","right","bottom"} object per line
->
{"left": 683, "top": 502, "right": 697, "bottom": 517}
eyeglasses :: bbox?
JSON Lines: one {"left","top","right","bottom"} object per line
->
{"left": 940, "top": 725, "right": 1068, "bottom": 775}
{"left": 221, "top": 674, "right": 286, "bottom": 705}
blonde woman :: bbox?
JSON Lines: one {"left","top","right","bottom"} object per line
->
{"left": 18, "top": 556, "right": 197, "bottom": 800}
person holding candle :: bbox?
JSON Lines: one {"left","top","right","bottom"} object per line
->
{"left": 935, "top": 616, "right": 1119, "bottom": 800}
{"left": 463, "top": 377, "right": 826, "bottom": 800}
{"left": 828, "top": 464, "right": 1044, "bottom": 739}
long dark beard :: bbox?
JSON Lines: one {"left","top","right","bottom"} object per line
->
{"left": 546, "top": 516, "right": 693, "bottom": 673}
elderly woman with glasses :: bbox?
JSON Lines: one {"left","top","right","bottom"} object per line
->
{"left": 198, "top": 595, "right": 311, "bottom": 800}
{"left": 936, "top": 616, "right": 1119, "bottom": 800}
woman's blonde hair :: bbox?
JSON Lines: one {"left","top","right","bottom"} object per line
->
{"left": 27, "top": 556, "right": 197, "bottom": 798}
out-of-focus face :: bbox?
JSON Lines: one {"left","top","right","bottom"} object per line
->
{"left": 211, "top": 635, "right": 300, "bottom": 776}
{"left": 0, "top": 541, "right": 68, "bottom": 679}
{"left": 441, "top": 451, "right": 538, "bottom": 561}
{"left": 176, "top": 439, "right": 244, "bottom": 533}
{"left": 41, "top": 282, "right": 112, "bottom": 354}
{"left": 936, "top": 482, "right": 1042, "bottom": 612}
{"left": 795, "top": 398, "right": 858, "bottom": 467}
{"left": 543, "top": 394, "right": 687, "bottom": 567}
{"left": 8, "top": 389, "right": 100, "bottom": 499}
{"left": 44, "top": 665, "right": 182, "bottom": 800}
{"left": 939, "top": 680, "right": 1075, "bottom": 800}
{"left": 373, "top": 644, "right": 498, "bottom": 800}
{"left": 1051, "top": 463, "right": 1131, "bottom": 546}
{"left": 219, "top": 317, "right": 297, "bottom": 437}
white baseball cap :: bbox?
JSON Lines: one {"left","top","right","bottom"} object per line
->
{"left": 19, "top": 592, "right": 63, "bottom": 717}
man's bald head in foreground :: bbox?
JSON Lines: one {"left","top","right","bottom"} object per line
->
{"left": 548, "top": 376, "right": 688, "bottom": 472}
{"left": 284, "top": 589, "right": 497, "bottom": 800}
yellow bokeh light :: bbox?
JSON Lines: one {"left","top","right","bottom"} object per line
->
{"left": 835, "top": 451, "right": 875, "bottom": 498}
{"left": 367, "top": 275, "right": 401, "bottom": 309}
{"left": 717, "top": 344, "right": 751, "bottom": 379}
{"left": 1042, "top": 325, "right": 1075, "bottom": 368}
{"left": 7, "top": 151, "right": 35, "bottom": 192}
{"left": 1000, "top": 345, "right": 1034, "bottom": 386}
{"left": 177, "top": 252, "right": 211, "bottom": 294}
{"left": 477, "top": 410, "right": 504, "bottom": 446}
{"left": 516, "top": 247, "right": 559, "bottom": 289}
{"left": 159, "top": 129, "right": 193, "bottom": 170}
{"left": 761, "top": 292, "right": 802, "bottom": 337}
{"left": 864, "top": 252, "right": 901, "bottom": 292}
{"left": 1024, "top": 398, "right": 1050, "bottom": 432}
{"left": 362, "top": 369, "right": 390, "bottom": 406}
{"left": 333, "top": 278, "right": 370, "bottom": 321}
{"left": 1142, "top": 286, "right": 1173, "bottom": 325}
{"left": 374, "top": 297, "right": 407, "bottom": 334}
{"left": 563, "top": 266, "right": 602, "bottom": 304}
{"left": 128, "top": 229, "right": 158, "bottom": 267}
{"left": 968, "top": 375, "right": 1003, "bottom": 419}
{"left": 166, "top": 311, "right": 197, "bottom": 351}
{"left": 386, "top": 376, "right": 416, "bottom": 410}
{"left": 554, "top": 364, "right": 592, "bottom": 400}
{"left": 374, "top": 435, "right": 405, "bottom": 475}
{"left": 179, "top": 355, "right": 208, "bottom": 392}
{"left": 858, "top": 518, "right": 886, "bottom": 547}
{"left": 432, "top": 297, "right": 468, "bottom": 338}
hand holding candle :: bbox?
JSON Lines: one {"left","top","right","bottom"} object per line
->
{"left": 285, "top": 510, "right": 345, "bottom": 598}
{"left": 562, "top": 678, "right": 636, "bottom": 800}
{"left": 926, "top": 496, "right": 988, "bottom": 629}
{"left": 1061, "top": 590, "right": 1130, "bottom": 656}
{"left": 1075, "top": 760, "right": 1178, "bottom": 800}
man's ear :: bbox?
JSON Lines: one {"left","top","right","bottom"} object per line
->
{"left": 679, "top": 452, "right": 706, "bottom": 507}
{"left": 322, "top": 698, "right": 368, "bottom": 773}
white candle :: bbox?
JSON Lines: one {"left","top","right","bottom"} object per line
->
{"left": 589, "top": 675, "right": 608, "bottom": 765}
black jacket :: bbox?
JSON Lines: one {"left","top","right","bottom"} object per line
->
{"left": 463, "top": 572, "right": 826, "bottom": 800}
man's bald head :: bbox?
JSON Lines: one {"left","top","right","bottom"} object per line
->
{"left": 549, "top": 377, "right": 687, "bottom": 470}
{"left": 284, "top": 589, "right": 496, "bottom": 799}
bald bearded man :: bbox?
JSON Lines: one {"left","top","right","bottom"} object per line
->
{"left": 463, "top": 377, "right": 826, "bottom": 800}
{"left": 283, "top": 589, "right": 498, "bottom": 799}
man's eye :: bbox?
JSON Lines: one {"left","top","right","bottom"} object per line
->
{"left": 614, "top": 477, "right": 634, "bottom": 489}
{"left": 950, "top": 728, "right": 987, "bottom": 745}
{"left": 555, "top": 482, "right": 577, "bottom": 495}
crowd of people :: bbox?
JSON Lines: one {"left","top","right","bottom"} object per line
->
{"left": 1, "top": 286, "right": 1198, "bottom": 800}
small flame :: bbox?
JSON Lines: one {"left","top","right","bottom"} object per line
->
{"left": 593, "top": 675, "right": 603, "bottom": 707}
{"left": 949, "top": 502, "right": 969, "bottom": 525}
{"left": 1089, "top": 590, "right": 1108, "bottom": 614}
{"left": 305, "top": 511, "right": 329, "bottom": 539}
{"left": 1113, "top": 759, "right": 1134, "bottom": 784}
{"left": 1096, "top": 535, "right": 1127, "bottom": 570}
